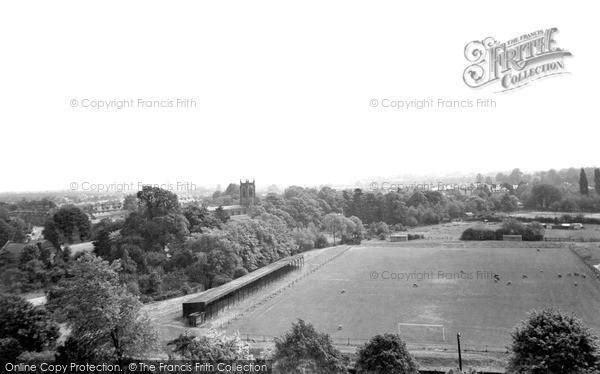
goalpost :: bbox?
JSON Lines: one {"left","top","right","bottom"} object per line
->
{"left": 397, "top": 323, "right": 445, "bottom": 342}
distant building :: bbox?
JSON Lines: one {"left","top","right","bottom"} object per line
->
{"left": 240, "top": 179, "right": 256, "bottom": 212}
{"left": 390, "top": 234, "right": 408, "bottom": 242}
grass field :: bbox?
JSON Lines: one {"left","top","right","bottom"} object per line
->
{"left": 226, "top": 243, "right": 600, "bottom": 352}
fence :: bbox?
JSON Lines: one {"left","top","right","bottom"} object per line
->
{"left": 544, "top": 237, "right": 600, "bottom": 242}
{"left": 236, "top": 333, "right": 508, "bottom": 354}
{"left": 567, "top": 246, "right": 600, "bottom": 281}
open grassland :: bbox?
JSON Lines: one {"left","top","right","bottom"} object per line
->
{"left": 226, "top": 242, "right": 600, "bottom": 353}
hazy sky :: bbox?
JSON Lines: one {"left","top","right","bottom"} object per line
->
{"left": 1, "top": 1, "right": 596, "bottom": 192}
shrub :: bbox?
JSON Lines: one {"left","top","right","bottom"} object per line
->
{"left": 407, "top": 234, "right": 425, "bottom": 241}
{"left": 460, "top": 227, "right": 496, "bottom": 241}
{"left": 340, "top": 234, "right": 361, "bottom": 245}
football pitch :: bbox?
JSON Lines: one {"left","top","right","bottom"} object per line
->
{"left": 226, "top": 243, "right": 600, "bottom": 351}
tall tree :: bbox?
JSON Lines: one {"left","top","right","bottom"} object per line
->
{"left": 508, "top": 308, "right": 600, "bottom": 374}
{"left": 580, "top": 168, "right": 589, "bottom": 195}
{"left": 43, "top": 206, "right": 91, "bottom": 247}
{"left": 595, "top": 169, "right": 600, "bottom": 195}
{"left": 48, "top": 254, "right": 158, "bottom": 363}
{"left": 137, "top": 186, "right": 181, "bottom": 219}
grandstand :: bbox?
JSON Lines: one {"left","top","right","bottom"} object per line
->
{"left": 182, "top": 254, "right": 304, "bottom": 325}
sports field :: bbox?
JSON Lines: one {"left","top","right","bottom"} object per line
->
{"left": 226, "top": 243, "right": 600, "bottom": 351}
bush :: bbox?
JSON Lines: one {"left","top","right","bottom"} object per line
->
{"left": 407, "top": 234, "right": 425, "bottom": 241}
{"left": 461, "top": 225, "right": 543, "bottom": 242}
{"left": 460, "top": 227, "right": 496, "bottom": 241}
{"left": 340, "top": 234, "right": 361, "bottom": 245}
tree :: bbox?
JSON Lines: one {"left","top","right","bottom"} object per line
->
{"left": 580, "top": 168, "right": 590, "bottom": 195}
{"left": 136, "top": 186, "right": 181, "bottom": 219}
{"left": 214, "top": 206, "right": 230, "bottom": 224}
{"left": 43, "top": 206, "right": 91, "bottom": 247}
{"left": 92, "top": 229, "right": 113, "bottom": 259}
{"left": 48, "top": 254, "right": 158, "bottom": 363}
{"left": 183, "top": 204, "right": 221, "bottom": 233}
{"left": 272, "top": 319, "right": 348, "bottom": 374}
{"left": 355, "top": 333, "right": 419, "bottom": 374}
{"left": 291, "top": 228, "right": 316, "bottom": 253}
{"left": 0, "top": 294, "right": 59, "bottom": 355}
{"left": 19, "top": 244, "right": 41, "bottom": 269}
{"left": 508, "top": 308, "right": 600, "bottom": 374}
{"left": 0, "top": 219, "right": 16, "bottom": 248}
{"left": 323, "top": 213, "right": 350, "bottom": 245}
{"left": 509, "top": 168, "right": 524, "bottom": 185}
{"left": 527, "top": 184, "right": 562, "bottom": 210}
{"left": 595, "top": 169, "right": 600, "bottom": 195}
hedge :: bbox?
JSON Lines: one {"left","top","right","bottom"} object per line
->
{"left": 460, "top": 227, "right": 543, "bottom": 241}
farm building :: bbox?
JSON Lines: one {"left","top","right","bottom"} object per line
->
{"left": 182, "top": 254, "right": 305, "bottom": 325}
{"left": 390, "top": 234, "right": 408, "bottom": 242}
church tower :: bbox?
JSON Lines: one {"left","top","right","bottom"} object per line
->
{"left": 239, "top": 179, "right": 255, "bottom": 210}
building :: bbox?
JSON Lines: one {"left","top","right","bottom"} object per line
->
{"left": 240, "top": 179, "right": 256, "bottom": 212}
{"left": 390, "top": 234, "right": 408, "bottom": 242}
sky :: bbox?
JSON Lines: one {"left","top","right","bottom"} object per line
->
{"left": 0, "top": 1, "right": 597, "bottom": 192}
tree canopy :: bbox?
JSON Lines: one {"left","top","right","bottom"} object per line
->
{"left": 508, "top": 307, "right": 600, "bottom": 374}
{"left": 355, "top": 333, "right": 419, "bottom": 374}
{"left": 272, "top": 319, "right": 348, "bottom": 374}
{"left": 48, "top": 254, "right": 158, "bottom": 363}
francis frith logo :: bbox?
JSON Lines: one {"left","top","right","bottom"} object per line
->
{"left": 463, "top": 28, "right": 572, "bottom": 92}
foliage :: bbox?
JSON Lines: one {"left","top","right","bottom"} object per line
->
{"left": 272, "top": 319, "right": 348, "bottom": 374}
{"left": 508, "top": 307, "right": 600, "bottom": 374}
{"left": 43, "top": 205, "right": 92, "bottom": 247}
{"left": 48, "top": 254, "right": 158, "bottom": 363}
{"left": 0, "top": 337, "right": 23, "bottom": 364}
{"left": 580, "top": 168, "right": 590, "bottom": 195}
{"left": 525, "top": 184, "right": 562, "bottom": 210}
{"left": 355, "top": 333, "right": 419, "bottom": 374}
{"left": 167, "top": 330, "right": 250, "bottom": 361}
{"left": 0, "top": 294, "right": 59, "bottom": 354}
